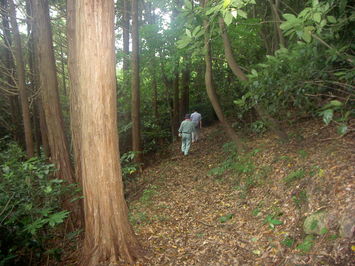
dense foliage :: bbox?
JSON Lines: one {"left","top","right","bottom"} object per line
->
{"left": 0, "top": 0, "right": 353, "bottom": 264}
{"left": 0, "top": 139, "right": 78, "bottom": 265}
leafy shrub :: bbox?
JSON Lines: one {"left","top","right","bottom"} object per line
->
{"left": 250, "top": 120, "right": 267, "bottom": 134}
{"left": 121, "top": 151, "right": 140, "bottom": 178}
{"left": 0, "top": 139, "right": 76, "bottom": 265}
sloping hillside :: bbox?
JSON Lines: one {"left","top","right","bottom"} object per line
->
{"left": 127, "top": 120, "right": 354, "bottom": 265}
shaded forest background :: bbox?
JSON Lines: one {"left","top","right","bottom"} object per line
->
{"left": 0, "top": 0, "right": 353, "bottom": 265}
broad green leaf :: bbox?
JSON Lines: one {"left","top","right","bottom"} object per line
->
{"left": 321, "top": 109, "right": 333, "bottom": 125}
{"left": 184, "top": 0, "right": 192, "bottom": 10}
{"left": 271, "top": 218, "right": 283, "bottom": 225}
{"left": 282, "top": 13, "right": 297, "bottom": 21}
{"left": 313, "top": 12, "right": 322, "bottom": 23}
{"left": 299, "top": 8, "right": 311, "bottom": 18}
{"left": 327, "top": 16, "right": 337, "bottom": 23}
{"left": 312, "top": 0, "right": 319, "bottom": 7}
{"left": 223, "top": 0, "right": 231, "bottom": 8}
{"left": 238, "top": 9, "right": 247, "bottom": 19}
{"left": 337, "top": 124, "right": 348, "bottom": 135}
{"left": 186, "top": 29, "right": 192, "bottom": 37}
{"left": 206, "top": 6, "right": 219, "bottom": 16}
{"left": 176, "top": 36, "right": 192, "bottom": 49}
{"left": 320, "top": 19, "right": 327, "bottom": 28}
{"left": 302, "top": 29, "right": 312, "bottom": 43}
{"left": 329, "top": 100, "right": 343, "bottom": 107}
{"left": 192, "top": 26, "right": 201, "bottom": 36}
{"left": 224, "top": 12, "right": 233, "bottom": 26}
{"left": 44, "top": 185, "right": 52, "bottom": 194}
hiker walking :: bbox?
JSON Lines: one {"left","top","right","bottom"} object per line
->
{"left": 190, "top": 110, "right": 202, "bottom": 142}
{"left": 178, "top": 114, "right": 195, "bottom": 156}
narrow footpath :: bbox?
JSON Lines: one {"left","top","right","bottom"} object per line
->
{"left": 127, "top": 122, "right": 354, "bottom": 265}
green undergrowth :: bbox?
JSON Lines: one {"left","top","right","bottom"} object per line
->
{"left": 0, "top": 139, "right": 80, "bottom": 265}
{"left": 129, "top": 185, "right": 166, "bottom": 226}
{"left": 208, "top": 142, "right": 270, "bottom": 197}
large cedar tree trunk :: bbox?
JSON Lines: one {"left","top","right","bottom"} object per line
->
{"left": 72, "top": 1, "right": 141, "bottom": 264}
{"left": 8, "top": 0, "right": 34, "bottom": 157}
{"left": 218, "top": 17, "right": 288, "bottom": 141}
{"left": 131, "top": 0, "right": 142, "bottom": 163}
{"left": 201, "top": 0, "right": 244, "bottom": 151}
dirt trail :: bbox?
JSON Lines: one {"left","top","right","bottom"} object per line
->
{"left": 128, "top": 122, "right": 354, "bottom": 265}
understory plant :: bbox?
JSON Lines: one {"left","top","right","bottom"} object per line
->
{"left": 0, "top": 139, "right": 78, "bottom": 265}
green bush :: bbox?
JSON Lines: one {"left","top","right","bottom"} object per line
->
{"left": 0, "top": 139, "right": 76, "bottom": 265}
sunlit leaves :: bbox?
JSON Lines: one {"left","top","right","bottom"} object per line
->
{"left": 184, "top": 0, "right": 192, "bottom": 10}
{"left": 224, "top": 11, "right": 233, "bottom": 26}
{"left": 327, "top": 16, "right": 337, "bottom": 23}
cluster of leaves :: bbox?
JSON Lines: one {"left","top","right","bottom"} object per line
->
{"left": 0, "top": 139, "right": 77, "bottom": 265}
{"left": 232, "top": 0, "right": 354, "bottom": 130}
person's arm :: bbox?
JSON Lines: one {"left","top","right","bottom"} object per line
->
{"left": 178, "top": 121, "right": 183, "bottom": 133}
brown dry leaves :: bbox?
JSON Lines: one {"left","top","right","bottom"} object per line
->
{"left": 128, "top": 121, "right": 354, "bottom": 265}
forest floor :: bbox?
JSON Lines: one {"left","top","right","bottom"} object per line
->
{"left": 126, "top": 119, "right": 354, "bottom": 265}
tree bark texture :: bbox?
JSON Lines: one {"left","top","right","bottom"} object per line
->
{"left": 67, "top": 0, "right": 81, "bottom": 185}
{"left": 8, "top": 0, "right": 34, "bottom": 157}
{"left": 0, "top": 0, "right": 22, "bottom": 143}
{"left": 172, "top": 70, "right": 180, "bottom": 138}
{"left": 268, "top": 0, "right": 285, "bottom": 49}
{"left": 201, "top": 0, "right": 244, "bottom": 152}
{"left": 72, "top": 1, "right": 141, "bottom": 264}
{"left": 31, "top": 0, "right": 75, "bottom": 182}
{"left": 180, "top": 64, "right": 190, "bottom": 117}
{"left": 131, "top": 0, "right": 142, "bottom": 163}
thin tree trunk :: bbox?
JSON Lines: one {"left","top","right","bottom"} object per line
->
{"left": 32, "top": 0, "right": 74, "bottom": 182}
{"left": 219, "top": 17, "right": 288, "bottom": 141}
{"left": 146, "top": 3, "right": 159, "bottom": 121}
{"left": 131, "top": 0, "right": 142, "bottom": 163}
{"left": 159, "top": 52, "right": 174, "bottom": 141}
{"left": 37, "top": 98, "right": 50, "bottom": 157}
{"left": 26, "top": 0, "right": 43, "bottom": 156}
{"left": 31, "top": 0, "right": 83, "bottom": 229}
{"left": 152, "top": 61, "right": 159, "bottom": 121}
{"left": 71, "top": 1, "right": 142, "bottom": 263}
{"left": 8, "top": 0, "right": 34, "bottom": 157}
{"left": 172, "top": 70, "right": 179, "bottom": 138}
{"left": 0, "top": 0, "right": 21, "bottom": 143}
{"left": 59, "top": 44, "right": 67, "bottom": 96}
{"left": 180, "top": 58, "right": 190, "bottom": 116}
{"left": 67, "top": 0, "right": 80, "bottom": 183}
{"left": 201, "top": 0, "right": 244, "bottom": 151}
{"left": 268, "top": 0, "right": 285, "bottom": 49}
